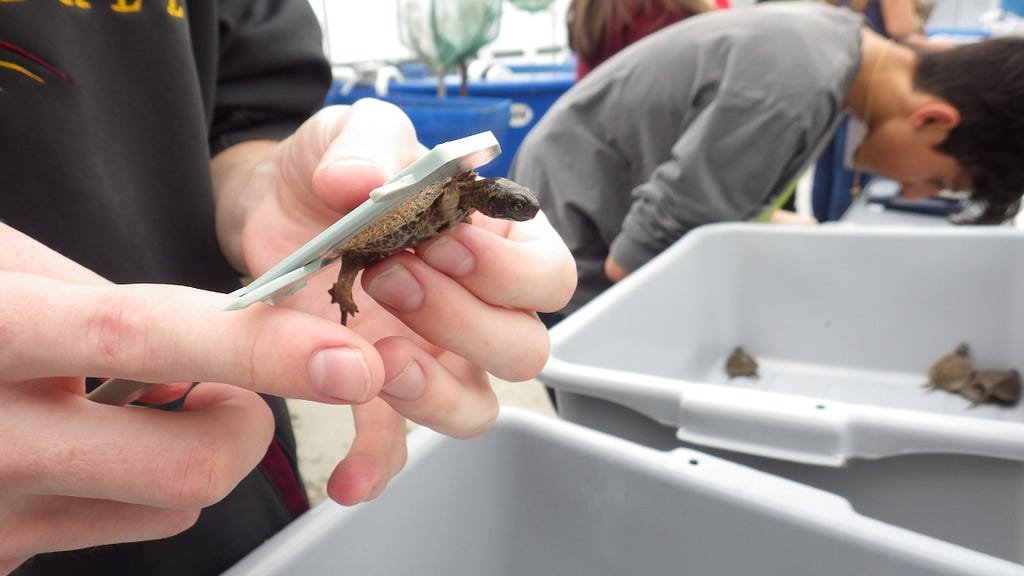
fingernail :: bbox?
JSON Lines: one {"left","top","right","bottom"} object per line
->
{"left": 423, "top": 235, "right": 475, "bottom": 277}
{"left": 364, "top": 263, "right": 424, "bottom": 313}
{"left": 322, "top": 159, "right": 392, "bottom": 180}
{"left": 330, "top": 158, "right": 376, "bottom": 168}
{"left": 381, "top": 360, "right": 426, "bottom": 400}
{"left": 308, "top": 348, "right": 371, "bottom": 402}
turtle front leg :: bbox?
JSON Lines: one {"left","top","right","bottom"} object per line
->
{"left": 328, "top": 257, "right": 365, "bottom": 326}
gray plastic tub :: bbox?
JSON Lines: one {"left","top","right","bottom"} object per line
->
{"left": 224, "top": 408, "right": 1024, "bottom": 575}
{"left": 540, "top": 223, "right": 1024, "bottom": 564}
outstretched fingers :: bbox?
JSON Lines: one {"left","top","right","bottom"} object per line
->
{"left": 325, "top": 336, "right": 501, "bottom": 506}
{"left": 361, "top": 253, "right": 551, "bottom": 383}
{"left": 358, "top": 211, "right": 575, "bottom": 383}
{"left": 416, "top": 213, "right": 577, "bottom": 314}
{"left": 375, "top": 335, "right": 498, "bottom": 438}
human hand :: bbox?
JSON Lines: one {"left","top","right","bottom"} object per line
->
{"left": 604, "top": 255, "right": 631, "bottom": 283}
{"left": 0, "top": 226, "right": 403, "bottom": 571}
{"left": 0, "top": 376, "right": 270, "bottom": 575}
{"left": 767, "top": 209, "right": 819, "bottom": 226}
{"left": 229, "top": 98, "right": 576, "bottom": 504}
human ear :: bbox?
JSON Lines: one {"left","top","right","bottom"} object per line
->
{"left": 909, "top": 102, "right": 960, "bottom": 131}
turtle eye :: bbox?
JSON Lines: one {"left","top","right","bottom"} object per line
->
{"left": 511, "top": 200, "right": 526, "bottom": 213}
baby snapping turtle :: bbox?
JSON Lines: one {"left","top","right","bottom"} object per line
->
{"left": 327, "top": 170, "right": 540, "bottom": 324}
{"left": 725, "top": 347, "right": 759, "bottom": 379}
{"left": 961, "top": 369, "right": 1021, "bottom": 407}
{"left": 924, "top": 343, "right": 973, "bottom": 393}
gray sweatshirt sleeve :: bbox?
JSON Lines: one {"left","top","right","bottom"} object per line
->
{"left": 609, "top": 91, "right": 812, "bottom": 273}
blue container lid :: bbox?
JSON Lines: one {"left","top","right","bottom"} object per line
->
{"left": 505, "top": 61, "right": 577, "bottom": 75}
{"left": 382, "top": 93, "right": 513, "bottom": 177}
{"left": 926, "top": 27, "right": 991, "bottom": 39}
{"left": 388, "top": 72, "right": 575, "bottom": 97}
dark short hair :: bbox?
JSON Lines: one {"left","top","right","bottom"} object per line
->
{"left": 915, "top": 38, "right": 1024, "bottom": 223}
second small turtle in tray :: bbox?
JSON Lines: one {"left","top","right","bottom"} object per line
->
{"left": 725, "top": 347, "right": 759, "bottom": 379}
{"left": 327, "top": 170, "right": 540, "bottom": 325}
{"left": 923, "top": 343, "right": 1021, "bottom": 406}
{"left": 961, "top": 369, "right": 1022, "bottom": 407}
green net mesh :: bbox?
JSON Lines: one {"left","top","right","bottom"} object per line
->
{"left": 397, "top": 0, "right": 503, "bottom": 73}
{"left": 507, "top": 0, "right": 556, "bottom": 12}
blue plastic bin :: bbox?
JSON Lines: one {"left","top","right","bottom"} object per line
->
{"left": 323, "top": 85, "right": 512, "bottom": 178}
{"left": 1003, "top": 0, "right": 1024, "bottom": 16}
{"left": 324, "top": 82, "right": 376, "bottom": 106}
{"left": 387, "top": 69, "right": 574, "bottom": 177}
{"left": 386, "top": 94, "right": 511, "bottom": 178}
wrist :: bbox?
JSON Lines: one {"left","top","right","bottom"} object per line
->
{"left": 210, "top": 140, "right": 279, "bottom": 274}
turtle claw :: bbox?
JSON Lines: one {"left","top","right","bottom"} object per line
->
{"left": 334, "top": 300, "right": 359, "bottom": 326}
{"left": 328, "top": 285, "right": 359, "bottom": 326}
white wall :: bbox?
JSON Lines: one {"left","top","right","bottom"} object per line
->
{"left": 307, "top": 0, "right": 572, "bottom": 66}
{"left": 305, "top": 0, "right": 998, "bottom": 66}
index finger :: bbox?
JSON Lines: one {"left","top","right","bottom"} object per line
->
{"left": 0, "top": 273, "right": 385, "bottom": 404}
{"left": 2, "top": 380, "right": 272, "bottom": 509}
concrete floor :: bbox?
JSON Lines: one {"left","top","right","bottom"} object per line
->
{"left": 287, "top": 376, "right": 557, "bottom": 505}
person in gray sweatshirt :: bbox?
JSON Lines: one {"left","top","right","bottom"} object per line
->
{"left": 511, "top": 3, "right": 1024, "bottom": 324}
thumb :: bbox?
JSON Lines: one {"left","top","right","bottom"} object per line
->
{"left": 311, "top": 98, "right": 426, "bottom": 214}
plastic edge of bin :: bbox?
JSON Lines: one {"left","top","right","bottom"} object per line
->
{"left": 542, "top": 223, "right": 1024, "bottom": 466}
{"left": 223, "top": 407, "right": 1024, "bottom": 575}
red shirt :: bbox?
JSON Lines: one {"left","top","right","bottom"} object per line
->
{"left": 576, "top": 2, "right": 729, "bottom": 80}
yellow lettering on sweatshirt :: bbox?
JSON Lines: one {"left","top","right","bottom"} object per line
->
{"left": 110, "top": 0, "right": 141, "bottom": 12}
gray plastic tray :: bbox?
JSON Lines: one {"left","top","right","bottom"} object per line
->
{"left": 540, "top": 222, "right": 1024, "bottom": 564}
{"left": 224, "top": 408, "right": 1023, "bottom": 575}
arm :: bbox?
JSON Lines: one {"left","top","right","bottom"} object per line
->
{"left": 878, "top": 0, "right": 955, "bottom": 52}
{"left": 210, "top": 140, "right": 277, "bottom": 275}
{"left": 607, "top": 93, "right": 809, "bottom": 280}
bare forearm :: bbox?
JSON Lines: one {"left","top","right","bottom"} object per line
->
{"left": 210, "top": 140, "right": 279, "bottom": 274}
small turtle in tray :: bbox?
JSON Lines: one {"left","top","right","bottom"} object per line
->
{"left": 961, "top": 369, "right": 1021, "bottom": 407}
{"left": 327, "top": 170, "right": 540, "bottom": 325}
{"left": 924, "top": 343, "right": 973, "bottom": 394}
{"left": 725, "top": 347, "right": 759, "bottom": 379}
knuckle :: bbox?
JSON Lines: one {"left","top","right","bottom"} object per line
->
{"left": 489, "top": 319, "right": 549, "bottom": 383}
{"left": 451, "top": 403, "right": 498, "bottom": 440}
{"left": 439, "top": 375, "right": 499, "bottom": 440}
{"left": 246, "top": 312, "right": 297, "bottom": 396}
{"left": 152, "top": 508, "right": 202, "bottom": 539}
{"left": 542, "top": 258, "right": 578, "bottom": 313}
{"left": 391, "top": 443, "right": 408, "bottom": 475}
{"left": 169, "top": 439, "right": 241, "bottom": 508}
{"left": 352, "top": 96, "right": 400, "bottom": 118}
{"left": 83, "top": 290, "right": 152, "bottom": 374}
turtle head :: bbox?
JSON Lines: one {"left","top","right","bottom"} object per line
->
{"left": 469, "top": 177, "right": 540, "bottom": 221}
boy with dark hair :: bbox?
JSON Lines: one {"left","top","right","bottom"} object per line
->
{"left": 511, "top": 3, "right": 1024, "bottom": 322}
{"left": 915, "top": 38, "right": 1024, "bottom": 220}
